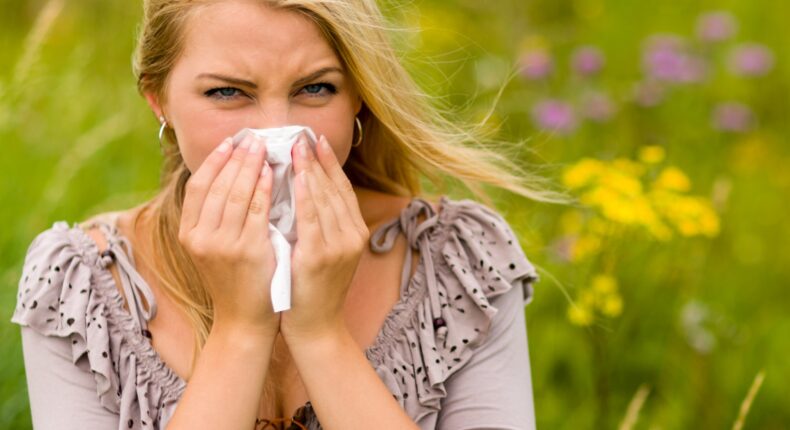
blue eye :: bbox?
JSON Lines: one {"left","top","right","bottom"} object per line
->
{"left": 300, "top": 82, "right": 337, "bottom": 97}
{"left": 205, "top": 87, "right": 242, "bottom": 100}
{"left": 204, "top": 83, "right": 337, "bottom": 101}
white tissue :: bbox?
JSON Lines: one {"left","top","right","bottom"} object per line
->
{"left": 230, "top": 125, "right": 318, "bottom": 312}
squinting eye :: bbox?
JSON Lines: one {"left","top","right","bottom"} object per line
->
{"left": 204, "top": 87, "right": 243, "bottom": 100}
{"left": 299, "top": 82, "right": 337, "bottom": 97}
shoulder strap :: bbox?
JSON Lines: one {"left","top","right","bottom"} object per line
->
{"left": 78, "top": 212, "right": 158, "bottom": 333}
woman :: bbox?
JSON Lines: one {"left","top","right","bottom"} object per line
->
{"left": 11, "top": 1, "right": 562, "bottom": 429}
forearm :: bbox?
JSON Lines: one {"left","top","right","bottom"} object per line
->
{"left": 286, "top": 326, "right": 419, "bottom": 430}
{"left": 166, "top": 323, "right": 275, "bottom": 430}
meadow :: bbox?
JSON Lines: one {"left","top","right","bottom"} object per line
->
{"left": 1, "top": 0, "right": 787, "bottom": 428}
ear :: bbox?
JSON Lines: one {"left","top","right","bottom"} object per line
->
{"left": 354, "top": 95, "right": 363, "bottom": 116}
{"left": 143, "top": 91, "right": 166, "bottom": 122}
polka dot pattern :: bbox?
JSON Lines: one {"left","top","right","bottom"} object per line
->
{"left": 10, "top": 197, "right": 539, "bottom": 430}
{"left": 361, "top": 196, "right": 539, "bottom": 426}
{"left": 11, "top": 220, "right": 186, "bottom": 430}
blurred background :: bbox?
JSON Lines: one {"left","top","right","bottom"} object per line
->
{"left": 1, "top": 0, "right": 787, "bottom": 428}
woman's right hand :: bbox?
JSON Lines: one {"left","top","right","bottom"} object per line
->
{"left": 178, "top": 132, "right": 279, "bottom": 336}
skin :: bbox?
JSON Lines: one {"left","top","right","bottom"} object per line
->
{"left": 139, "top": 1, "right": 420, "bottom": 428}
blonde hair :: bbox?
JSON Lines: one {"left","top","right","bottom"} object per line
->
{"left": 130, "top": 0, "right": 567, "bottom": 386}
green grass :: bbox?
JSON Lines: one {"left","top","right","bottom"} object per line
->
{"left": 2, "top": 0, "right": 788, "bottom": 428}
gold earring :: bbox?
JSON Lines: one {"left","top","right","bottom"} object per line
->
{"left": 352, "top": 116, "right": 363, "bottom": 148}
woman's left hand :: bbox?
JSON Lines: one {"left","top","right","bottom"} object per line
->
{"left": 281, "top": 132, "right": 370, "bottom": 345}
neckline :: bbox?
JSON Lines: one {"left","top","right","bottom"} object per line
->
{"left": 82, "top": 194, "right": 452, "bottom": 419}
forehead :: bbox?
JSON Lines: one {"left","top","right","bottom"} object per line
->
{"left": 179, "top": 1, "right": 340, "bottom": 75}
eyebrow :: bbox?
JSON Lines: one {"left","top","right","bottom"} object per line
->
{"left": 196, "top": 66, "right": 344, "bottom": 89}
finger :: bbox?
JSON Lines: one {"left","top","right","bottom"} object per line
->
{"left": 295, "top": 136, "right": 341, "bottom": 240}
{"left": 310, "top": 135, "right": 355, "bottom": 230}
{"left": 222, "top": 135, "right": 267, "bottom": 234}
{"left": 199, "top": 133, "right": 254, "bottom": 231}
{"left": 315, "top": 134, "right": 367, "bottom": 235}
{"left": 304, "top": 140, "right": 347, "bottom": 239}
{"left": 294, "top": 168, "right": 324, "bottom": 249}
{"left": 181, "top": 137, "right": 234, "bottom": 231}
{"left": 241, "top": 160, "right": 273, "bottom": 241}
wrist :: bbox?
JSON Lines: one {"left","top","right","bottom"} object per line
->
{"left": 211, "top": 319, "right": 279, "bottom": 349}
{"left": 282, "top": 319, "right": 350, "bottom": 351}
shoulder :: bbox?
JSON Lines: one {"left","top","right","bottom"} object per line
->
{"left": 428, "top": 195, "right": 539, "bottom": 304}
{"left": 367, "top": 195, "right": 540, "bottom": 420}
{"left": 11, "top": 220, "right": 105, "bottom": 335}
{"left": 10, "top": 218, "right": 179, "bottom": 421}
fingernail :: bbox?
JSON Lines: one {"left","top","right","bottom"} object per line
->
{"left": 261, "top": 162, "right": 270, "bottom": 177}
{"left": 249, "top": 140, "right": 260, "bottom": 154}
{"left": 320, "top": 135, "right": 329, "bottom": 152}
{"left": 239, "top": 134, "right": 253, "bottom": 149}
{"left": 299, "top": 139, "right": 308, "bottom": 158}
{"left": 216, "top": 138, "right": 231, "bottom": 153}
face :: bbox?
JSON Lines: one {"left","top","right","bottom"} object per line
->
{"left": 146, "top": 0, "right": 362, "bottom": 174}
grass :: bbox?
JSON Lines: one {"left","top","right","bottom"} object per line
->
{"left": 1, "top": 0, "right": 787, "bottom": 428}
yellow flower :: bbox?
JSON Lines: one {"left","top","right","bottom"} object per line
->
{"left": 567, "top": 274, "right": 624, "bottom": 325}
{"left": 592, "top": 274, "right": 617, "bottom": 295}
{"left": 639, "top": 145, "right": 666, "bottom": 164}
{"left": 654, "top": 166, "right": 691, "bottom": 192}
{"left": 563, "top": 158, "right": 603, "bottom": 189}
{"left": 568, "top": 304, "right": 594, "bottom": 326}
{"left": 655, "top": 194, "right": 721, "bottom": 238}
{"left": 601, "top": 295, "right": 623, "bottom": 317}
{"left": 599, "top": 168, "right": 643, "bottom": 197}
{"left": 591, "top": 274, "right": 623, "bottom": 317}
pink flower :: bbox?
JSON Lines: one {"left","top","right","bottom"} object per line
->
{"left": 532, "top": 99, "right": 577, "bottom": 134}
{"left": 571, "top": 46, "right": 605, "bottom": 77}
{"left": 518, "top": 49, "right": 554, "bottom": 80}
{"left": 728, "top": 43, "right": 774, "bottom": 77}
{"left": 642, "top": 35, "right": 708, "bottom": 83}
{"left": 696, "top": 11, "right": 738, "bottom": 43}
{"left": 712, "top": 102, "right": 753, "bottom": 132}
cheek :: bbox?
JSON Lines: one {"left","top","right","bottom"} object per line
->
{"left": 293, "top": 109, "right": 356, "bottom": 166}
{"left": 318, "top": 122, "right": 354, "bottom": 166}
{"left": 172, "top": 112, "right": 250, "bottom": 174}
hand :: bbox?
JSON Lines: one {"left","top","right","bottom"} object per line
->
{"left": 178, "top": 133, "right": 280, "bottom": 336}
{"left": 282, "top": 133, "right": 370, "bottom": 344}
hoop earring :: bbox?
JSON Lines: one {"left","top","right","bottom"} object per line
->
{"left": 158, "top": 115, "right": 167, "bottom": 154}
{"left": 352, "top": 116, "right": 363, "bottom": 148}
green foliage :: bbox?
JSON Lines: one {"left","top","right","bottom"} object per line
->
{"left": 1, "top": 0, "right": 787, "bottom": 428}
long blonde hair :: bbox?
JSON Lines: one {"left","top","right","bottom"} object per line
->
{"left": 130, "top": 0, "right": 567, "bottom": 381}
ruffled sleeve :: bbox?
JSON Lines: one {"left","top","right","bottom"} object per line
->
{"left": 10, "top": 221, "right": 186, "bottom": 430}
{"left": 364, "top": 195, "right": 539, "bottom": 427}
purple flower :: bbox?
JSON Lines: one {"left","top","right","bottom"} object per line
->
{"left": 532, "top": 99, "right": 577, "bottom": 134}
{"left": 712, "top": 102, "right": 754, "bottom": 132}
{"left": 728, "top": 43, "right": 775, "bottom": 77}
{"left": 642, "top": 35, "right": 708, "bottom": 83}
{"left": 518, "top": 49, "right": 553, "bottom": 80}
{"left": 571, "top": 46, "right": 605, "bottom": 77}
{"left": 581, "top": 91, "right": 616, "bottom": 122}
{"left": 696, "top": 11, "right": 738, "bottom": 43}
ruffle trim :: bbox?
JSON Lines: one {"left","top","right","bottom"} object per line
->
{"left": 11, "top": 194, "right": 538, "bottom": 430}
{"left": 11, "top": 221, "right": 186, "bottom": 430}
{"left": 358, "top": 195, "right": 539, "bottom": 425}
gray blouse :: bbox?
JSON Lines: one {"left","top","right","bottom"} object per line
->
{"left": 11, "top": 195, "right": 538, "bottom": 430}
